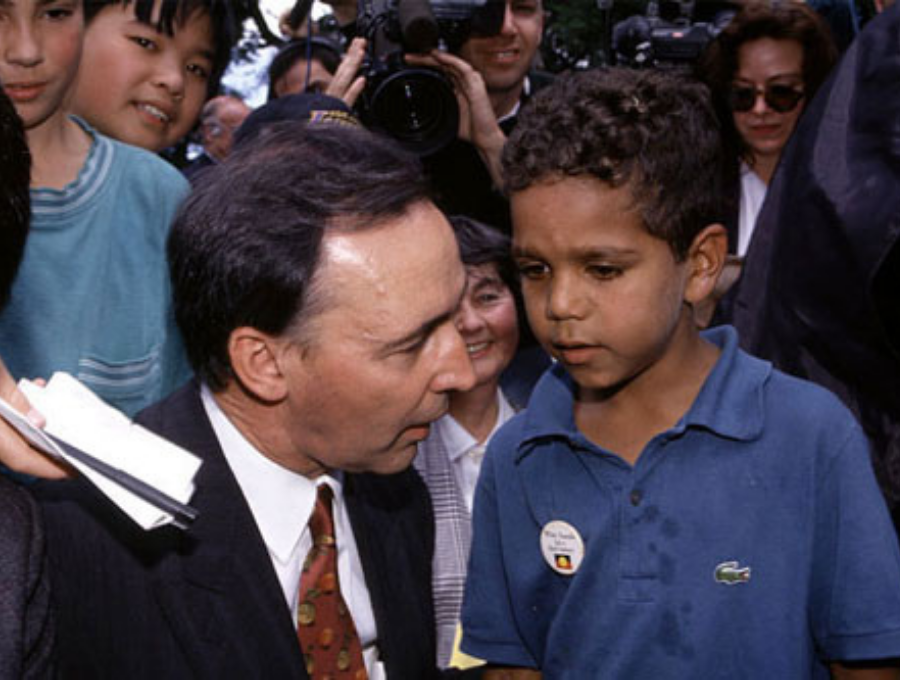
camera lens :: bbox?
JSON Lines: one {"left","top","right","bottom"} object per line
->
{"left": 366, "top": 68, "right": 459, "bottom": 156}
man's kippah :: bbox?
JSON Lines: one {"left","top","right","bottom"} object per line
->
{"left": 233, "top": 93, "right": 359, "bottom": 150}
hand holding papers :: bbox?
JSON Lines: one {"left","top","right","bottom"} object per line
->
{"left": 0, "top": 373, "right": 201, "bottom": 531}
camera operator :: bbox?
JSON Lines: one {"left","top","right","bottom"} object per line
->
{"left": 408, "top": 0, "right": 547, "bottom": 232}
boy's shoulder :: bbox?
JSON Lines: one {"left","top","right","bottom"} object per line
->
{"left": 491, "top": 327, "right": 864, "bottom": 463}
{"left": 99, "top": 132, "right": 189, "bottom": 194}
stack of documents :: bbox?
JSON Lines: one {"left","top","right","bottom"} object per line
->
{"left": 0, "top": 373, "right": 201, "bottom": 530}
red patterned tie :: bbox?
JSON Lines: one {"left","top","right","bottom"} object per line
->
{"left": 297, "top": 484, "right": 368, "bottom": 680}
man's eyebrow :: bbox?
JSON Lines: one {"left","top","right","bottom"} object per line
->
{"left": 381, "top": 285, "right": 466, "bottom": 352}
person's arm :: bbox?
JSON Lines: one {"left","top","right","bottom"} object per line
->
{"left": 0, "top": 357, "right": 70, "bottom": 478}
{"left": 405, "top": 50, "right": 508, "bottom": 189}
{"left": 830, "top": 661, "right": 900, "bottom": 680}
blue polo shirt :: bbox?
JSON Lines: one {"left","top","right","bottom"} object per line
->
{"left": 461, "top": 326, "right": 900, "bottom": 678}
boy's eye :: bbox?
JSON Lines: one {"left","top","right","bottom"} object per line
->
{"left": 43, "top": 8, "right": 75, "bottom": 21}
{"left": 187, "top": 62, "right": 210, "bottom": 80}
{"left": 586, "top": 264, "right": 622, "bottom": 280}
{"left": 517, "top": 261, "right": 549, "bottom": 280}
{"left": 129, "top": 36, "right": 157, "bottom": 51}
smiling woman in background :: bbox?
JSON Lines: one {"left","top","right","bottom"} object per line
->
{"left": 414, "top": 215, "right": 523, "bottom": 669}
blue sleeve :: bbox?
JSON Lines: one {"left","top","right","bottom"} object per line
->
{"left": 460, "top": 438, "right": 539, "bottom": 668}
{"left": 810, "top": 417, "right": 900, "bottom": 661}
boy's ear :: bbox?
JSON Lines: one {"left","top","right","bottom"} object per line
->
{"left": 227, "top": 327, "right": 290, "bottom": 403}
{"left": 683, "top": 223, "right": 728, "bottom": 304}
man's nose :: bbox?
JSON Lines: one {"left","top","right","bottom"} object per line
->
{"left": 499, "top": 4, "right": 517, "bottom": 35}
{"left": 432, "top": 325, "right": 477, "bottom": 394}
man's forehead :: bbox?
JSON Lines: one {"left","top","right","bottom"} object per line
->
{"left": 315, "top": 210, "right": 464, "bottom": 341}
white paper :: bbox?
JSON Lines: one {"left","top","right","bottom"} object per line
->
{"left": 1, "top": 373, "right": 201, "bottom": 530}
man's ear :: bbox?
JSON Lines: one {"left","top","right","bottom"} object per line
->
{"left": 683, "top": 223, "right": 728, "bottom": 305}
{"left": 227, "top": 327, "right": 290, "bottom": 403}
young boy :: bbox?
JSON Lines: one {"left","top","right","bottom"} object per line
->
{"left": 0, "top": 0, "right": 192, "bottom": 416}
{"left": 460, "top": 68, "right": 900, "bottom": 678}
{"left": 69, "top": 0, "right": 239, "bottom": 152}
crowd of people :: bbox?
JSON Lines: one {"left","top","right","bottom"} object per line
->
{"left": 1, "top": 0, "right": 899, "bottom": 677}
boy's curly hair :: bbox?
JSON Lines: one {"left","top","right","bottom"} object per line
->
{"left": 504, "top": 68, "right": 725, "bottom": 260}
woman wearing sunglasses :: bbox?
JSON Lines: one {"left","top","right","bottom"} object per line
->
{"left": 699, "top": 0, "right": 837, "bottom": 259}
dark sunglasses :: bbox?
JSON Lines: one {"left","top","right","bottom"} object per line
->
{"left": 729, "top": 83, "right": 805, "bottom": 113}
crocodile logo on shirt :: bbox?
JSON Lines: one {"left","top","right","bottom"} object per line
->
{"left": 714, "top": 560, "right": 751, "bottom": 585}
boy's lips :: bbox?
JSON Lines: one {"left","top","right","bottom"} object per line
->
{"left": 134, "top": 101, "right": 174, "bottom": 127}
{"left": 4, "top": 82, "right": 47, "bottom": 103}
{"left": 552, "top": 342, "right": 600, "bottom": 365}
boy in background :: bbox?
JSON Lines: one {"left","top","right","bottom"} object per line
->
{"left": 70, "top": 0, "right": 239, "bottom": 152}
{"left": 461, "top": 68, "right": 900, "bottom": 678}
{"left": 0, "top": 0, "right": 192, "bottom": 415}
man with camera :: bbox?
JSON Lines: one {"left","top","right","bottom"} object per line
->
{"left": 411, "top": 0, "right": 547, "bottom": 232}
{"left": 325, "top": 0, "right": 547, "bottom": 232}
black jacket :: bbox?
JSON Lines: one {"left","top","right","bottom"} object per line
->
{"left": 731, "top": 4, "right": 900, "bottom": 529}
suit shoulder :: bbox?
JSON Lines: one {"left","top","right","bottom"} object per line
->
{"left": 0, "top": 477, "right": 39, "bottom": 546}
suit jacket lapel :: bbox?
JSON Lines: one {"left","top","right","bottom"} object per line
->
{"left": 139, "top": 382, "right": 308, "bottom": 678}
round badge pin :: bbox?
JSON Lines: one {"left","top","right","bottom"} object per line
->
{"left": 540, "top": 520, "right": 585, "bottom": 575}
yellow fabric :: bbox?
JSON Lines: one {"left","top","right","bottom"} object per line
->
{"left": 449, "top": 624, "right": 485, "bottom": 670}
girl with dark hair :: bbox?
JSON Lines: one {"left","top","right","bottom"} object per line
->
{"left": 699, "top": 0, "right": 838, "bottom": 257}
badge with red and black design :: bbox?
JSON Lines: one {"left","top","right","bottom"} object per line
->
{"left": 540, "top": 520, "right": 585, "bottom": 576}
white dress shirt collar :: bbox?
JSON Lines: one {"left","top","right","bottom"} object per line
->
{"left": 200, "top": 383, "right": 341, "bottom": 565}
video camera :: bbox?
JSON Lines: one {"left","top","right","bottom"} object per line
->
{"left": 355, "top": 0, "right": 506, "bottom": 156}
{"left": 612, "top": 0, "right": 733, "bottom": 69}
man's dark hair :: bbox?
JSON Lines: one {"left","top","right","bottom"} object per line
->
{"left": 0, "top": 88, "right": 31, "bottom": 310}
{"left": 267, "top": 38, "right": 342, "bottom": 101}
{"left": 698, "top": 0, "right": 838, "bottom": 165}
{"left": 504, "top": 68, "right": 725, "bottom": 259}
{"left": 168, "top": 124, "right": 430, "bottom": 390}
{"left": 83, "top": 0, "right": 240, "bottom": 95}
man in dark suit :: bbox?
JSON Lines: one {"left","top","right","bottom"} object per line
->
{"left": 30, "top": 122, "right": 478, "bottom": 678}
